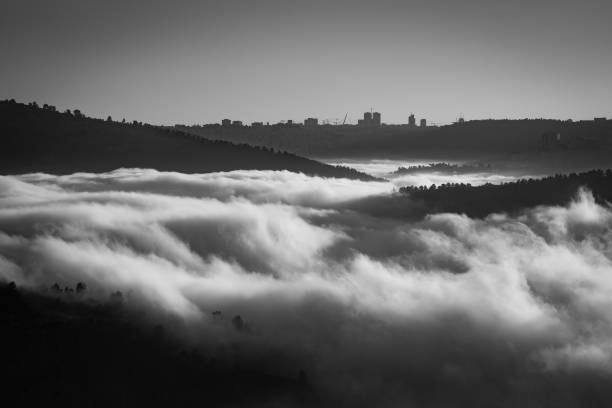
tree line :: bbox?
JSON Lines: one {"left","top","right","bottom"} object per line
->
{"left": 0, "top": 99, "right": 378, "bottom": 180}
{"left": 400, "top": 169, "right": 612, "bottom": 217}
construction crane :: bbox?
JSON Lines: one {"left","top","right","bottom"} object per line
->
{"left": 342, "top": 112, "right": 348, "bottom": 125}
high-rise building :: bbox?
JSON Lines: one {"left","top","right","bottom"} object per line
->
{"left": 420, "top": 118, "right": 427, "bottom": 127}
{"left": 359, "top": 111, "right": 381, "bottom": 126}
{"left": 232, "top": 120, "right": 243, "bottom": 126}
{"left": 304, "top": 117, "right": 318, "bottom": 127}
{"left": 221, "top": 119, "right": 231, "bottom": 126}
{"left": 251, "top": 122, "right": 263, "bottom": 127}
{"left": 408, "top": 114, "right": 416, "bottom": 127}
{"left": 373, "top": 112, "right": 381, "bottom": 125}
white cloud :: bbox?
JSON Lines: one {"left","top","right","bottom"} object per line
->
{"left": 2, "top": 169, "right": 612, "bottom": 405}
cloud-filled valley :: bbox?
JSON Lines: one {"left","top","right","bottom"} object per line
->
{"left": 2, "top": 168, "right": 612, "bottom": 406}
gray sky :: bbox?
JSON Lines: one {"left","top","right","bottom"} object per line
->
{"left": 1, "top": 0, "right": 611, "bottom": 125}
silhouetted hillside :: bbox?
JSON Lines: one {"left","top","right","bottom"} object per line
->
{"left": 400, "top": 169, "right": 612, "bottom": 217}
{"left": 0, "top": 100, "right": 376, "bottom": 180}
{"left": 0, "top": 282, "right": 312, "bottom": 407}
{"left": 177, "top": 118, "right": 612, "bottom": 159}
{"left": 393, "top": 162, "right": 494, "bottom": 175}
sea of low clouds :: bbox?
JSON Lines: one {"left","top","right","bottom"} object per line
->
{"left": 2, "top": 168, "right": 612, "bottom": 406}
{"left": 324, "top": 158, "right": 529, "bottom": 187}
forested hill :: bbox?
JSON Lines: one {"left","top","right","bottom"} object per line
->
{"left": 0, "top": 282, "right": 310, "bottom": 406}
{"left": 177, "top": 118, "right": 612, "bottom": 159}
{"left": 400, "top": 169, "right": 612, "bottom": 218}
{"left": 0, "top": 100, "right": 376, "bottom": 180}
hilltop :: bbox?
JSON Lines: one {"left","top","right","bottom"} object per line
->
{"left": 400, "top": 168, "right": 612, "bottom": 217}
{"left": 0, "top": 282, "right": 311, "bottom": 407}
{"left": 177, "top": 118, "right": 612, "bottom": 160}
{"left": 345, "top": 169, "right": 612, "bottom": 220}
{"left": 0, "top": 100, "right": 376, "bottom": 180}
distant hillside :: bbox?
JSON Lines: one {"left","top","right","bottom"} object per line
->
{"left": 346, "top": 169, "right": 612, "bottom": 221}
{"left": 400, "top": 169, "right": 612, "bottom": 218}
{"left": 177, "top": 118, "right": 612, "bottom": 159}
{"left": 0, "top": 100, "right": 377, "bottom": 180}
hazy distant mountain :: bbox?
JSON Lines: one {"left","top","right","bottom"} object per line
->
{"left": 177, "top": 118, "right": 612, "bottom": 159}
{"left": 0, "top": 100, "right": 376, "bottom": 180}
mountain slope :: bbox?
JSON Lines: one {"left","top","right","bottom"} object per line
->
{"left": 177, "top": 118, "right": 612, "bottom": 159}
{"left": 0, "top": 100, "right": 376, "bottom": 180}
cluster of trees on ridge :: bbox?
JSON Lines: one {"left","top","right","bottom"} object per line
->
{"left": 393, "top": 162, "right": 493, "bottom": 175}
{"left": 0, "top": 281, "right": 311, "bottom": 406}
{"left": 0, "top": 100, "right": 377, "bottom": 180}
{"left": 400, "top": 169, "right": 612, "bottom": 217}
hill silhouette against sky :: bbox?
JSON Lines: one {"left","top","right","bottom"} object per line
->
{"left": 0, "top": 100, "right": 376, "bottom": 180}
{"left": 177, "top": 118, "right": 612, "bottom": 160}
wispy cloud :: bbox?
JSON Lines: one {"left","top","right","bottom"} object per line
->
{"left": 2, "top": 169, "right": 612, "bottom": 405}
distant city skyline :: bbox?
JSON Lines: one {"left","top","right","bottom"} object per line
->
{"left": 9, "top": 99, "right": 609, "bottom": 128}
{"left": 2, "top": 0, "right": 611, "bottom": 126}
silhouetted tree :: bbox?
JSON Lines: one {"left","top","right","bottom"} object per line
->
{"left": 110, "top": 290, "right": 123, "bottom": 303}
{"left": 76, "top": 282, "right": 87, "bottom": 294}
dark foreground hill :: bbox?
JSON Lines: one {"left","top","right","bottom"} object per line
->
{"left": 0, "top": 282, "right": 312, "bottom": 407}
{"left": 0, "top": 100, "right": 376, "bottom": 180}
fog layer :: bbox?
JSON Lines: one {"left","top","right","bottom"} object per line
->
{"left": 2, "top": 169, "right": 612, "bottom": 406}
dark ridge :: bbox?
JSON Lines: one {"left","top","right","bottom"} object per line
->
{"left": 400, "top": 169, "right": 612, "bottom": 218}
{"left": 0, "top": 282, "right": 313, "bottom": 407}
{"left": 0, "top": 100, "right": 378, "bottom": 181}
{"left": 176, "top": 118, "right": 612, "bottom": 159}
{"left": 393, "top": 162, "right": 494, "bottom": 175}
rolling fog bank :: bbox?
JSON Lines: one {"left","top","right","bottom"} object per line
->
{"left": 2, "top": 169, "right": 612, "bottom": 406}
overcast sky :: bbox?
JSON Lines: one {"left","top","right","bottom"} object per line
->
{"left": 2, "top": 0, "right": 611, "bottom": 125}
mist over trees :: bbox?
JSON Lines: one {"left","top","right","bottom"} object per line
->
{"left": 400, "top": 169, "right": 612, "bottom": 217}
{"left": 2, "top": 0, "right": 612, "bottom": 405}
{"left": 393, "top": 162, "right": 494, "bottom": 175}
{"left": 0, "top": 282, "right": 309, "bottom": 407}
{"left": 3, "top": 169, "right": 612, "bottom": 407}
